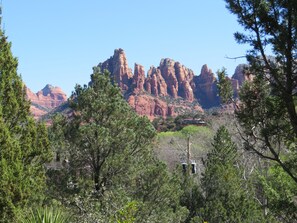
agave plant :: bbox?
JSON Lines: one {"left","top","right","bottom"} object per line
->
{"left": 21, "top": 206, "right": 71, "bottom": 223}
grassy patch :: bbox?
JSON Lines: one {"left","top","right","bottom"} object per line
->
{"left": 155, "top": 125, "right": 214, "bottom": 170}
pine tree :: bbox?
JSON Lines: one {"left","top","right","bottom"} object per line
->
{"left": 221, "top": 1, "right": 297, "bottom": 219}
{"left": 65, "top": 69, "right": 156, "bottom": 194}
{"left": 201, "top": 126, "right": 270, "bottom": 223}
{"left": 49, "top": 69, "right": 190, "bottom": 222}
{"left": 224, "top": 0, "right": 297, "bottom": 185}
{"left": 0, "top": 27, "right": 52, "bottom": 222}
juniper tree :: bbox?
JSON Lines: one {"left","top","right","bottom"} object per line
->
{"left": 0, "top": 28, "right": 51, "bottom": 222}
{"left": 64, "top": 69, "right": 156, "bottom": 194}
{"left": 50, "top": 69, "right": 190, "bottom": 222}
{"left": 223, "top": 0, "right": 297, "bottom": 185}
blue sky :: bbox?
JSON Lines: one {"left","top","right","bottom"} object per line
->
{"left": 3, "top": 1, "right": 248, "bottom": 96}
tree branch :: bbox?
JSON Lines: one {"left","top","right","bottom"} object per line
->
{"left": 225, "top": 55, "right": 246, "bottom": 60}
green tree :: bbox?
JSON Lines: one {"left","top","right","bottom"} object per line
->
{"left": 201, "top": 126, "right": 269, "bottom": 223}
{"left": 259, "top": 164, "right": 297, "bottom": 222}
{"left": 224, "top": 0, "right": 297, "bottom": 184}
{"left": 179, "top": 175, "right": 204, "bottom": 223}
{"left": 46, "top": 114, "right": 71, "bottom": 204}
{"left": 217, "top": 68, "right": 234, "bottom": 104}
{"left": 48, "top": 114, "right": 69, "bottom": 162}
{"left": 0, "top": 28, "right": 52, "bottom": 221}
{"left": 65, "top": 69, "right": 156, "bottom": 194}
{"left": 130, "top": 160, "right": 188, "bottom": 223}
{"left": 48, "top": 69, "right": 189, "bottom": 222}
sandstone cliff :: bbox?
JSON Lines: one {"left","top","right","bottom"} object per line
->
{"left": 98, "top": 48, "right": 133, "bottom": 91}
{"left": 194, "top": 64, "right": 220, "bottom": 108}
{"left": 25, "top": 84, "right": 67, "bottom": 119}
{"left": 96, "top": 49, "right": 252, "bottom": 119}
{"left": 28, "top": 49, "right": 250, "bottom": 120}
{"left": 97, "top": 49, "right": 204, "bottom": 119}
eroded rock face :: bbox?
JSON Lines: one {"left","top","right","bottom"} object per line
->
{"left": 25, "top": 84, "right": 67, "bottom": 119}
{"left": 145, "top": 66, "right": 168, "bottom": 97}
{"left": 93, "top": 49, "right": 255, "bottom": 118}
{"left": 159, "top": 58, "right": 179, "bottom": 98}
{"left": 96, "top": 49, "right": 207, "bottom": 117}
{"left": 98, "top": 49, "right": 196, "bottom": 104}
{"left": 174, "top": 62, "right": 195, "bottom": 102}
{"left": 194, "top": 64, "right": 220, "bottom": 108}
{"left": 127, "top": 94, "right": 203, "bottom": 120}
{"left": 36, "top": 84, "right": 67, "bottom": 108}
{"left": 127, "top": 94, "right": 173, "bottom": 120}
{"left": 232, "top": 64, "right": 253, "bottom": 86}
{"left": 25, "top": 49, "right": 253, "bottom": 120}
{"left": 231, "top": 64, "right": 254, "bottom": 97}
{"left": 132, "top": 63, "right": 146, "bottom": 93}
{"left": 98, "top": 48, "right": 133, "bottom": 91}
{"left": 152, "top": 59, "right": 195, "bottom": 101}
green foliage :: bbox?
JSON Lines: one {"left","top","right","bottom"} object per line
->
{"left": 21, "top": 206, "right": 72, "bottom": 223}
{"left": 152, "top": 112, "right": 205, "bottom": 132}
{"left": 180, "top": 125, "right": 211, "bottom": 137}
{"left": 224, "top": 0, "right": 297, "bottom": 185}
{"left": 113, "top": 201, "right": 138, "bottom": 223}
{"left": 0, "top": 28, "right": 52, "bottom": 222}
{"left": 130, "top": 160, "right": 188, "bottom": 223}
{"left": 236, "top": 73, "right": 297, "bottom": 183}
{"left": 152, "top": 116, "right": 176, "bottom": 132}
{"left": 224, "top": 1, "right": 297, "bottom": 220}
{"left": 259, "top": 164, "right": 297, "bottom": 221}
{"left": 157, "top": 125, "right": 212, "bottom": 139}
{"left": 48, "top": 70, "right": 188, "bottom": 222}
{"left": 64, "top": 70, "right": 156, "bottom": 193}
{"left": 155, "top": 125, "right": 214, "bottom": 172}
{"left": 208, "top": 126, "right": 237, "bottom": 164}
{"left": 180, "top": 175, "right": 204, "bottom": 223}
{"left": 48, "top": 114, "right": 69, "bottom": 162}
{"left": 217, "top": 68, "right": 234, "bottom": 104}
{"left": 200, "top": 126, "right": 269, "bottom": 223}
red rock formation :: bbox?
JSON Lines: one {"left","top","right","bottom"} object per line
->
{"left": 232, "top": 64, "right": 253, "bottom": 86}
{"left": 180, "top": 80, "right": 194, "bottom": 102}
{"left": 98, "top": 48, "right": 133, "bottom": 91}
{"left": 231, "top": 64, "right": 254, "bottom": 97}
{"left": 144, "top": 60, "right": 195, "bottom": 101}
{"left": 144, "top": 66, "right": 168, "bottom": 97}
{"left": 25, "top": 85, "right": 67, "bottom": 119}
{"left": 127, "top": 94, "right": 170, "bottom": 120}
{"left": 97, "top": 49, "right": 206, "bottom": 118}
{"left": 159, "top": 58, "right": 179, "bottom": 98}
{"left": 194, "top": 64, "right": 220, "bottom": 108}
{"left": 25, "top": 86, "right": 38, "bottom": 103}
{"left": 127, "top": 94, "right": 203, "bottom": 120}
{"left": 174, "top": 62, "right": 195, "bottom": 102}
{"left": 29, "top": 105, "right": 48, "bottom": 118}
{"left": 35, "top": 84, "right": 67, "bottom": 108}
{"left": 24, "top": 49, "right": 254, "bottom": 121}
{"left": 132, "top": 63, "right": 145, "bottom": 93}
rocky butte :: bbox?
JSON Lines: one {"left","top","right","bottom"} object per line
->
{"left": 26, "top": 49, "right": 252, "bottom": 120}
{"left": 25, "top": 84, "right": 67, "bottom": 119}
{"left": 95, "top": 49, "right": 251, "bottom": 119}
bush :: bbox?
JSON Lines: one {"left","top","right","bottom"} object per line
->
{"left": 21, "top": 206, "right": 71, "bottom": 223}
